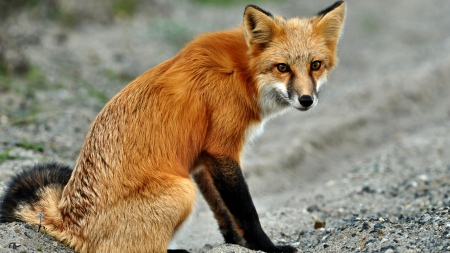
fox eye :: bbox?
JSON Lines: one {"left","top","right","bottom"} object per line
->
{"left": 311, "top": 61, "right": 322, "bottom": 71}
{"left": 276, "top": 63, "right": 289, "bottom": 73}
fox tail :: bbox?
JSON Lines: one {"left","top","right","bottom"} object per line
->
{"left": 0, "top": 162, "right": 72, "bottom": 228}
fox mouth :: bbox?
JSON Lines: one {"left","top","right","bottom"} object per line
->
{"left": 258, "top": 85, "right": 317, "bottom": 117}
{"left": 281, "top": 96, "right": 315, "bottom": 112}
{"left": 295, "top": 106, "right": 310, "bottom": 111}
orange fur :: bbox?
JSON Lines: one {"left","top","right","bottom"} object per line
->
{"left": 7, "top": 2, "right": 346, "bottom": 252}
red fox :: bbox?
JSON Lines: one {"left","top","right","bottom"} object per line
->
{"left": 0, "top": 2, "right": 345, "bottom": 253}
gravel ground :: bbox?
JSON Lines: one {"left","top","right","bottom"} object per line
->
{"left": 2, "top": 124, "right": 450, "bottom": 253}
{"left": 1, "top": 0, "right": 450, "bottom": 252}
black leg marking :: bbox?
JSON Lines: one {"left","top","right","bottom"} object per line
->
{"left": 193, "top": 168, "right": 245, "bottom": 245}
{"left": 202, "top": 153, "right": 297, "bottom": 253}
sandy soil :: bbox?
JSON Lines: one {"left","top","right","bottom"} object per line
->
{"left": 1, "top": 0, "right": 450, "bottom": 252}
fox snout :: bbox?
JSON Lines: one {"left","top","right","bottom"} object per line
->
{"left": 299, "top": 95, "right": 314, "bottom": 108}
{"left": 293, "top": 93, "right": 317, "bottom": 111}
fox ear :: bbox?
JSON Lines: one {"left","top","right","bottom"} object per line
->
{"left": 243, "top": 5, "right": 277, "bottom": 46}
{"left": 315, "top": 1, "right": 346, "bottom": 51}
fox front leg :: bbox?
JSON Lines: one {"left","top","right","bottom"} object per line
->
{"left": 192, "top": 166, "right": 246, "bottom": 245}
{"left": 196, "top": 153, "right": 297, "bottom": 253}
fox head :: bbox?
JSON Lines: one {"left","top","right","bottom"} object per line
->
{"left": 244, "top": 1, "right": 346, "bottom": 119}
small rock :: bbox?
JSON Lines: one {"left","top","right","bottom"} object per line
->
{"left": 348, "top": 216, "right": 359, "bottom": 226}
{"left": 417, "top": 174, "right": 429, "bottom": 182}
{"left": 361, "top": 221, "right": 370, "bottom": 231}
{"left": 277, "top": 238, "right": 287, "bottom": 243}
{"left": 420, "top": 215, "right": 432, "bottom": 224}
{"left": 361, "top": 185, "right": 375, "bottom": 194}
{"left": 367, "top": 238, "right": 376, "bottom": 244}
{"left": 381, "top": 245, "right": 397, "bottom": 252}
{"left": 7, "top": 243, "right": 21, "bottom": 249}
{"left": 432, "top": 216, "right": 441, "bottom": 223}
{"left": 298, "top": 230, "right": 306, "bottom": 237}
{"left": 280, "top": 232, "right": 291, "bottom": 237}
{"left": 203, "top": 244, "right": 214, "bottom": 250}
{"left": 314, "top": 219, "right": 326, "bottom": 229}
{"left": 374, "top": 222, "right": 385, "bottom": 230}
{"left": 369, "top": 216, "right": 379, "bottom": 221}
{"left": 306, "top": 204, "right": 321, "bottom": 213}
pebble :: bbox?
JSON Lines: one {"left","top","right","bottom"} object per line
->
{"left": 374, "top": 222, "right": 385, "bottom": 230}
{"left": 420, "top": 215, "right": 432, "bottom": 224}
{"left": 348, "top": 216, "right": 359, "bottom": 226}
{"left": 306, "top": 204, "right": 321, "bottom": 213}
{"left": 361, "top": 221, "right": 370, "bottom": 230}
{"left": 381, "top": 246, "right": 397, "bottom": 251}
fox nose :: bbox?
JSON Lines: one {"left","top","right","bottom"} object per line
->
{"left": 299, "top": 95, "right": 314, "bottom": 107}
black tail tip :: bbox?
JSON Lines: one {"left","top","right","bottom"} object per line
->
{"left": 0, "top": 162, "right": 72, "bottom": 223}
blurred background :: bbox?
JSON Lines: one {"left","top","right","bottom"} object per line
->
{"left": 1, "top": 0, "right": 450, "bottom": 250}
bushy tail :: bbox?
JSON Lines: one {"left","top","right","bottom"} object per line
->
{"left": 0, "top": 162, "right": 72, "bottom": 223}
